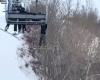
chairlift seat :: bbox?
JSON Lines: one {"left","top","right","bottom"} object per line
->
{"left": 6, "top": 13, "right": 46, "bottom": 25}
{"left": 7, "top": 13, "right": 46, "bottom": 19}
{"left": 7, "top": 19, "right": 46, "bottom": 25}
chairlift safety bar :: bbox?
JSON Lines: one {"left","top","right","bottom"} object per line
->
{"left": 7, "top": 20, "right": 46, "bottom": 25}
{"left": 7, "top": 13, "right": 46, "bottom": 20}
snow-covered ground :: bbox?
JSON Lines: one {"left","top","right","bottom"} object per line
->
{"left": 0, "top": 3, "right": 37, "bottom": 80}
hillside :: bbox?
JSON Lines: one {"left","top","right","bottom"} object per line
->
{"left": 18, "top": 0, "right": 100, "bottom": 80}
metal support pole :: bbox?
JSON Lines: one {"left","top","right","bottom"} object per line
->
{"left": 35, "top": 0, "right": 38, "bottom": 13}
{"left": 46, "top": 0, "right": 48, "bottom": 24}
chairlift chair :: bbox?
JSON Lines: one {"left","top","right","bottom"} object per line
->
{"left": 0, "top": 0, "right": 48, "bottom": 46}
{"left": 6, "top": 0, "right": 47, "bottom": 25}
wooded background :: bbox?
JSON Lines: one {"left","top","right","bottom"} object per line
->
{"left": 17, "top": 0, "right": 100, "bottom": 80}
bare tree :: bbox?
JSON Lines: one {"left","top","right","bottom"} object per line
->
{"left": 18, "top": 0, "right": 100, "bottom": 80}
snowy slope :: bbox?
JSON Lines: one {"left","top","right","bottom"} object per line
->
{"left": 0, "top": 3, "right": 37, "bottom": 80}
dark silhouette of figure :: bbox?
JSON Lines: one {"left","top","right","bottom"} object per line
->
{"left": 5, "top": 24, "right": 10, "bottom": 31}
{"left": 14, "top": 24, "right": 17, "bottom": 31}
{"left": 41, "top": 24, "right": 47, "bottom": 34}
{"left": 39, "top": 24, "right": 47, "bottom": 46}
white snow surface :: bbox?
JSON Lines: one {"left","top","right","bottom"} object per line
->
{"left": 0, "top": 3, "right": 38, "bottom": 80}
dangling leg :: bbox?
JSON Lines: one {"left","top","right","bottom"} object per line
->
{"left": 39, "top": 24, "right": 47, "bottom": 46}
{"left": 22, "top": 24, "right": 26, "bottom": 33}
{"left": 23, "top": 18, "right": 26, "bottom": 33}
{"left": 18, "top": 24, "right": 22, "bottom": 33}
{"left": 24, "top": 25, "right": 26, "bottom": 31}
{"left": 5, "top": 24, "right": 10, "bottom": 31}
{"left": 13, "top": 24, "right": 17, "bottom": 35}
{"left": 39, "top": 34, "right": 46, "bottom": 46}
